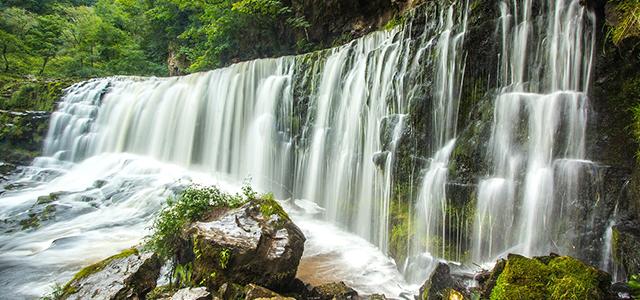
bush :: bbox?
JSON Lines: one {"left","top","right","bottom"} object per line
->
{"left": 145, "top": 182, "right": 254, "bottom": 263}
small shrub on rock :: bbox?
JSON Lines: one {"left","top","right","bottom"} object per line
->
{"left": 145, "top": 182, "right": 253, "bottom": 263}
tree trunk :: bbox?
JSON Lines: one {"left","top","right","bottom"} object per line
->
{"left": 39, "top": 57, "right": 49, "bottom": 75}
{"left": 2, "top": 44, "right": 8, "bottom": 73}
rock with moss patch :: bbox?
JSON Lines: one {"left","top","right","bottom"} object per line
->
{"left": 488, "top": 253, "right": 612, "bottom": 300}
{"left": 60, "top": 248, "right": 161, "bottom": 300}
{"left": 182, "top": 199, "right": 305, "bottom": 293}
{"left": 310, "top": 281, "right": 358, "bottom": 300}
{"left": 244, "top": 284, "right": 283, "bottom": 300}
{"left": 418, "top": 263, "right": 470, "bottom": 300}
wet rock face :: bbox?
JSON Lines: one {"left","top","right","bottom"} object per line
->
{"left": 0, "top": 110, "right": 51, "bottom": 165}
{"left": 418, "top": 263, "right": 470, "bottom": 300}
{"left": 183, "top": 199, "right": 306, "bottom": 293}
{"left": 171, "top": 287, "right": 213, "bottom": 300}
{"left": 60, "top": 249, "right": 161, "bottom": 300}
{"left": 613, "top": 220, "right": 640, "bottom": 278}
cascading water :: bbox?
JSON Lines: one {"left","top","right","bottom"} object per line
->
{"left": 403, "top": 2, "right": 468, "bottom": 283}
{"left": 0, "top": 0, "right": 612, "bottom": 299}
{"left": 471, "top": 0, "right": 596, "bottom": 263}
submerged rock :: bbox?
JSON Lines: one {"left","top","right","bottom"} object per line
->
{"left": 60, "top": 248, "right": 161, "bottom": 300}
{"left": 182, "top": 199, "right": 305, "bottom": 293}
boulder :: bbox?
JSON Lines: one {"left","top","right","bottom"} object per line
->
{"left": 60, "top": 248, "right": 161, "bottom": 300}
{"left": 171, "top": 287, "right": 213, "bottom": 300}
{"left": 475, "top": 258, "right": 506, "bottom": 299}
{"left": 183, "top": 199, "right": 305, "bottom": 293}
{"left": 417, "top": 263, "right": 469, "bottom": 300}
{"left": 488, "top": 253, "right": 612, "bottom": 300}
{"left": 243, "top": 284, "right": 280, "bottom": 300}
{"left": 310, "top": 282, "right": 359, "bottom": 300}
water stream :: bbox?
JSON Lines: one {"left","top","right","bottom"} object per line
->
{"left": 0, "top": 0, "right": 609, "bottom": 299}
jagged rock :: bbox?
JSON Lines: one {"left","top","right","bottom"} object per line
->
{"left": 171, "top": 287, "right": 213, "bottom": 300}
{"left": 182, "top": 199, "right": 305, "bottom": 293}
{"left": 60, "top": 248, "right": 161, "bottom": 300}
{"left": 417, "top": 263, "right": 469, "bottom": 300}
{"left": 310, "top": 281, "right": 359, "bottom": 300}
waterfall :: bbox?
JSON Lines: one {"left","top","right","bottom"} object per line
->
{"left": 0, "top": 0, "right": 609, "bottom": 298}
{"left": 471, "top": 0, "right": 596, "bottom": 262}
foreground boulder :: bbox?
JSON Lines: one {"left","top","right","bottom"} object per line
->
{"left": 180, "top": 198, "right": 306, "bottom": 293}
{"left": 60, "top": 248, "right": 161, "bottom": 300}
{"left": 417, "top": 263, "right": 470, "bottom": 300}
{"left": 487, "top": 253, "right": 612, "bottom": 300}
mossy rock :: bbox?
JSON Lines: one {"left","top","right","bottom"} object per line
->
{"left": 489, "top": 254, "right": 611, "bottom": 300}
{"left": 60, "top": 248, "right": 161, "bottom": 300}
{"left": 182, "top": 199, "right": 305, "bottom": 293}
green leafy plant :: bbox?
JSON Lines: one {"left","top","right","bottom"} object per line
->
{"left": 173, "top": 262, "right": 192, "bottom": 287}
{"left": 219, "top": 248, "right": 230, "bottom": 269}
{"left": 630, "top": 274, "right": 640, "bottom": 300}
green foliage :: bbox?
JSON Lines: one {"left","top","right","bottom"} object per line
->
{"left": 0, "top": 0, "right": 320, "bottom": 77}
{"left": 608, "top": 0, "right": 640, "bottom": 49}
{"left": 39, "top": 282, "right": 64, "bottom": 300}
{"left": 630, "top": 275, "right": 640, "bottom": 300}
{"left": 145, "top": 182, "right": 251, "bottom": 262}
{"left": 171, "top": 0, "right": 296, "bottom": 71}
{"left": 173, "top": 262, "right": 192, "bottom": 287}
{"left": 219, "top": 248, "right": 230, "bottom": 269}
{"left": 2, "top": 79, "right": 79, "bottom": 111}
{"left": 490, "top": 254, "right": 609, "bottom": 300}
{"left": 382, "top": 14, "right": 405, "bottom": 31}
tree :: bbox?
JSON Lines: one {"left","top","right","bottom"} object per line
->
{"left": 26, "top": 14, "right": 64, "bottom": 74}
{"left": 0, "top": 7, "right": 37, "bottom": 74}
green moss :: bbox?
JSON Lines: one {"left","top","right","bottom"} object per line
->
{"left": 72, "top": 248, "right": 139, "bottom": 281}
{"left": 190, "top": 236, "right": 232, "bottom": 290}
{"left": 490, "top": 254, "right": 609, "bottom": 300}
{"left": 19, "top": 212, "right": 40, "bottom": 230}
{"left": 145, "top": 284, "right": 179, "bottom": 300}
{"left": 490, "top": 254, "right": 553, "bottom": 300}
{"left": 607, "top": 0, "right": 640, "bottom": 49}
{"left": 62, "top": 248, "right": 139, "bottom": 296}
{"left": 382, "top": 14, "right": 405, "bottom": 31}
{"left": 1, "top": 79, "right": 81, "bottom": 112}
{"left": 36, "top": 193, "right": 61, "bottom": 205}
{"left": 257, "top": 198, "right": 290, "bottom": 221}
